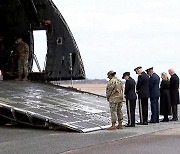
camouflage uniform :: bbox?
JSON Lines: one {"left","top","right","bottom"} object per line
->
{"left": 16, "top": 41, "right": 29, "bottom": 78}
{"left": 106, "top": 77, "right": 124, "bottom": 125}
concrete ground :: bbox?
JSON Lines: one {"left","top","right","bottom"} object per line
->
{"left": 0, "top": 120, "right": 180, "bottom": 154}
{"left": 0, "top": 81, "right": 179, "bottom": 153}
{"left": 63, "top": 127, "right": 180, "bottom": 154}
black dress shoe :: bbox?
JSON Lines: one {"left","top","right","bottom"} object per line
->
{"left": 148, "top": 121, "right": 156, "bottom": 123}
{"left": 125, "top": 124, "right": 135, "bottom": 127}
{"left": 137, "top": 122, "right": 143, "bottom": 125}
{"left": 170, "top": 118, "right": 178, "bottom": 121}
{"left": 142, "top": 122, "right": 148, "bottom": 125}
{"left": 160, "top": 119, "right": 169, "bottom": 122}
{"left": 137, "top": 122, "right": 148, "bottom": 125}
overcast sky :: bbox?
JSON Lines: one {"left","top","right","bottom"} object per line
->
{"left": 35, "top": 0, "right": 180, "bottom": 80}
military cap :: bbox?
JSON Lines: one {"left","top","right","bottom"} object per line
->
{"left": 134, "top": 66, "right": 142, "bottom": 72}
{"left": 122, "top": 72, "right": 130, "bottom": 79}
{"left": 15, "top": 37, "right": 22, "bottom": 44}
{"left": 145, "top": 67, "right": 153, "bottom": 72}
{"left": 107, "top": 70, "right": 116, "bottom": 77}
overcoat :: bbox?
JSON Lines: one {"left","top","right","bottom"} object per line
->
{"left": 160, "top": 80, "right": 171, "bottom": 115}
{"left": 125, "top": 77, "right": 137, "bottom": 100}
{"left": 136, "top": 72, "right": 150, "bottom": 99}
{"left": 169, "top": 74, "right": 179, "bottom": 105}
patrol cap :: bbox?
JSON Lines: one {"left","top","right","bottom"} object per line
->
{"left": 107, "top": 70, "right": 116, "bottom": 77}
{"left": 145, "top": 67, "right": 153, "bottom": 73}
{"left": 15, "top": 37, "right": 22, "bottom": 44}
{"left": 122, "top": 72, "right": 130, "bottom": 79}
{"left": 134, "top": 66, "right": 142, "bottom": 72}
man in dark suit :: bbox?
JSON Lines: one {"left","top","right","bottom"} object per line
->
{"left": 123, "top": 72, "right": 137, "bottom": 127}
{"left": 146, "top": 67, "right": 160, "bottom": 123}
{"left": 134, "top": 66, "right": 149, "bottom": 125}
{"left": 168, "top": 68, "right": 179, "bottom": 121}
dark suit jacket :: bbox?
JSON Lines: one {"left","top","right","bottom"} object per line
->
{"left": 136, "top": 72, "right": 150, "bottom": 99}
{"left": 169, "top": 73, "right": 179, "bottom": 105}
{"left": 149, "top": 73, "right": 160, "bottom": 98}
{"left": 125, "top": 77, "right": 137, "bottom": 100}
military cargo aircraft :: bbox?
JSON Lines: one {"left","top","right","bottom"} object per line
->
{"left": 0, "top": 0, "right": 85, "bottom": 81}
{"left": 0, "top": 0, "right": 113, "bottom": 133}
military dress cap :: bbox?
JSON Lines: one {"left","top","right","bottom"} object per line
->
{"left": 107, "top": 70, "right": 116, "bottom": 77}
{"left": 145, "top": 67, "right": 153, "bottom": 72}
{"left": 134, "top": 66, "right": 142, "bottom": 71}
{"left": 122, "top": 72, "right": 130, "bottom": 79}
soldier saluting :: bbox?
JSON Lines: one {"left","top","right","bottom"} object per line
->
{"left": 15, "top": 37, "right": 29, "bottom": 81}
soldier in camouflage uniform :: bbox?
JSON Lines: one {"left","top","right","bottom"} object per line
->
{"left": 15, "top": 37, "right": 29, "bottom": 81}
{"left": 106, "top": 70, "right": 124, "bottom": 130}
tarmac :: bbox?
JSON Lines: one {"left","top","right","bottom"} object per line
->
{"left": 0, "top": 115, "right": 180, "bottom": 154}
{"left": 0, "top": 81, "right": 179, "bottom": 154}
{"left": 62, "top": 126, "right": 180, "bottom": 154}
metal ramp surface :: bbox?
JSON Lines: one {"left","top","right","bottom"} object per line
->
{"left": 0, "top": 81, "right": 111, "bottom": 132}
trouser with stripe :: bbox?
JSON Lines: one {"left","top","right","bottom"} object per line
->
{"left": 138, "top": 98, "right": 148, "bottom": 123}
{"left": 126, "top": 99, "right": 136, "bottom": 126}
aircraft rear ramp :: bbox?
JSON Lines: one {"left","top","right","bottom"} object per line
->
{"left": 0, "top": 81, "right": 111, "bottom": 132}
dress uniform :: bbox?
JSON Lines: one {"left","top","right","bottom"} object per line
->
{"left": 122, "top": 72, "right": 137, "bottom": 127}
{"left": 134, "top": 66, "right": 149, "bottom": 125}
{"left": 146, "top": 67, "right": 160, "bottom": 123}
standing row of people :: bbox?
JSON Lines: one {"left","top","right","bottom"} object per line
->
{"left": 106, "top": 67, "right": 179, "bottom": 130}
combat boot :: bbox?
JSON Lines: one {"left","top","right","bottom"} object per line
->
{"left": 15, "top": 77, "right": 22, "bottom": 81}
{"left": 116, "top": 124, "right": 123, "bottom": 129}
{"left": 107, "top": 122, "right": 116, "bottom": 130}
{"left": 22, "top": 77, "right": 28, "bottom": 81}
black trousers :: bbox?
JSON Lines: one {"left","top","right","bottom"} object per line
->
{"left": 139, "top": 98, "right": 148, "bottom": 123}
{"left": 126, "top": 99, "right": 136, "bottom": 126}
{"left": 172, "top": 104, "right": 178, "bottom": 120}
